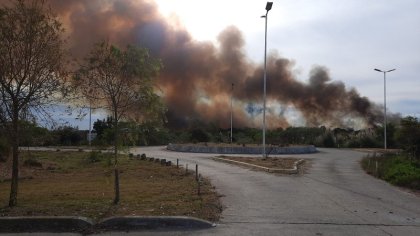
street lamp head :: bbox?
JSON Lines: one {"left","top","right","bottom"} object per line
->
{"left": 387, "top": 69, "right": 396, "bottom": 72}
{"left": 265, "top": 2, "right": 273, "bottom": 11}
{"left": 374, "top": 68, "right": 383, "bottom": 72}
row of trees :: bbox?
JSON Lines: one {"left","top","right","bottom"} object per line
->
{"left": 0, "top": 1, "right": 164, "bottom": 206}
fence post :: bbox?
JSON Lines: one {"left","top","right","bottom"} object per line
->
{"left": 176, "top": 159, "right": 179, "bottom": 168}
{"left": 195, "top": 164, "right": 198, "bottom": 181}
{"left": 197, "top": 174, "right": 201, "bottom": 196}
{"left": 186, "top": 164, "right": 188, "bottom": 175}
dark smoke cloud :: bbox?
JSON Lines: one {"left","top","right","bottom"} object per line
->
{"left": 47, "top": 0, "right": 386, "bottom": 129}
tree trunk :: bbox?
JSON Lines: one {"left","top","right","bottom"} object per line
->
{"left": 113, "top": 114, "right": 120, "bottom": 204}
{"left": 113, "top": 167, "right": 120, "bottom": 204}
{"left": 9, "top": 109, "right": 19, "bottom": 207}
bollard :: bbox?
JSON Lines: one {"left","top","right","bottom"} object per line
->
{"left": 197, "top": 174, "right": 201, "bottom": 196}
{"left": 177, "top": 159, "right": 179, "bottom": 168}
{"left": 375, "top": 160, "right": 378, "bottom": 177}
{"left": 186, "top": 164, "right": 188, "bottom": 175}
{"left": 195, "top": 164, "right": 198, "bottom": 181}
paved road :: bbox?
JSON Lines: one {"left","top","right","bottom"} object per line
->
{"left": 116, "top": 146, "right": 420, "bottom": 236}
{"left": 4, "top": 147, "right": 419, "bottom": 236}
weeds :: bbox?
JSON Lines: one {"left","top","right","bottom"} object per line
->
{"left": 361, "top": 153, "right": 420, "bottom": 190}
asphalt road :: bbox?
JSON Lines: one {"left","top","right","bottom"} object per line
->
{"left": 119, "top": 146, "right": 420, "bottom": 236}
{"left": 4, "top": 147, "right": 420, "bottom": 236}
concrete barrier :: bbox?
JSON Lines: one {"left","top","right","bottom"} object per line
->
{"left": 0, "top": 216, "right": 215, "bottom": 233}
{"left": 97, "top": 216, "right": 215, "bottom": 231}
{"left": 0, "top": 216, "right": 93, "bottom": 233}
{"left": 167, "top": 143, "right": 317, "bottom": 154}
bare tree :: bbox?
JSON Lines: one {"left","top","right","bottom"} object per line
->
{"left": 75, "top": 41, "right": 163, "bottom": 204}
{"left": 0, "top": 0, "right": 66, "bottom": 206}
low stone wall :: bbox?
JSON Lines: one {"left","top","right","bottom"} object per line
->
{"left": 167, "top": 143, "right": 317, "bottom": 154}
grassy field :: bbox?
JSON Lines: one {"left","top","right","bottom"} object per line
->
{"left": 0, "top": 150, "right": 222, "bottom": 221}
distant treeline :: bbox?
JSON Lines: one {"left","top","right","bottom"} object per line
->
{"left": 1, "top": 116, "right": 419, "bottom": 160}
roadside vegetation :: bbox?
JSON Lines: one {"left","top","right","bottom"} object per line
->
{"left": 361, "top": 116, "right": 420, "bottom": 190}
{"left": 361, "top": 153, "right": 420, "bottom": 190}
{"left": 0, "top": 151, "right": 222, "bottom": 221}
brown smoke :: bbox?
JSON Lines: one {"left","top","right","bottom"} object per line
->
{"left": 47, "top": 0, "right": 384, "bottom": 129}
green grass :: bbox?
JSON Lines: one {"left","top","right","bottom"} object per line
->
{"left": 361, "top": 153, "right": 420, "bottom": 190}
{"left": 0, "top": 151, "right": 222, "bottom": 221}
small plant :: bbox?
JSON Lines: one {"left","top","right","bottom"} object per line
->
{"left": 24, "top": 157, "right": 42, "bottom": 168}
{"left": 0, "top": 153, "right": 7, "bottom": 163}
{"left": 88, "top": 151, "right": 101, "bottom": 163}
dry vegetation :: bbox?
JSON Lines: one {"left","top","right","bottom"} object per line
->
{"left": 0, "top": 151, "right": 221, "bottom": 221}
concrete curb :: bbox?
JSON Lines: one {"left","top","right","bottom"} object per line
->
{"left": 0, "top": 216, "right": 93, "bottom": 233}
{"left": 213, "top": 157, "right": 305, "bottom": 174}
{"left": 0, "top": 216, "right": 215, "bottom": 233}
{"left": 97, "top": 216, "right": 216, "bottom": 231}
{"left": 167, "top": 143, "right": 317, "bottom": 154}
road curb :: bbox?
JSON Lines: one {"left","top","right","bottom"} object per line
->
{"left": 0, "top": 216, "right": 215, "bottom": 233}
{"left": 213, "top": 157, "right": 305, "bottom": 174}
{"left": 97, "top": 216, "right": 216, "bottom": 231}
{"left": 0, "top": 216, "right": 93, "bottom": 233}
{"left": 167, "top": 143, "right": 317, "bottom": 154}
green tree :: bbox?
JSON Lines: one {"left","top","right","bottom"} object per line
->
{"left": 75, "top": 41, "right": 163, "bottom": 204}
{"left": 0, "top": 0, "right": 66, "bottom": 206}
{"left": 396, "top": 116, "right": 420, "bottom": 160}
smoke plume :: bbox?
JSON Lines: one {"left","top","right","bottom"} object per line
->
{"left": 48, "top": 0, "right": 384, "bottom": 129}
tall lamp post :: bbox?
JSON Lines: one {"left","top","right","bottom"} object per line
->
{"left": 230, "top": 83, "right": 234, "bottom": 143}
{"left": 262, "top": 2, "right": 273, "bottom": 158}
{"left": 374, "top": 68, "right": 396, "bottom": 150}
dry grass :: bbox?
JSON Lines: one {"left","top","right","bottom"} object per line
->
{"left": 218, "top": 156, "right": 300, "bottom": 169}
{"left": 0, "top": 151, "right": 221, "bottom": 222}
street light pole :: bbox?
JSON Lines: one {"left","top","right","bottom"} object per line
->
{"left": 374, "top": 68, "right": 396, "bottom": 150}
{"left": 230, "top": 83, "right": 234, "bottom": 143}
{"left": 262, "top": 2, "right": 273, "bottom": 158}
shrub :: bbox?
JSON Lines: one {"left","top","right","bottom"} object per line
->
{"left": 362, "top": 154, "right": 420, "bottom": 190}
{"left": 23, "top": 157, "right": 42, "bottom": 168}
{"left": 384, "top": 162, "right": 420, "bottom": 189}
{"left": 88, "top": 151, "right": 101, "bottom": 163}
{"left": 0, "top": 138, "right": 9, "bottom": 162}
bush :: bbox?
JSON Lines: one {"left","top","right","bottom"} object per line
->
{"left": 362, "top": 154, "right": 420, "bottom": 190}
{"left": 24, "top": 157, "right": 42, "bottom": 168}
{"left": 88, "top": 151, "right": 101, "bottom": 163}
{"left": 0, "top": 138, "right": 9, "bottom": 162}
{"left": 384, "top": 162, "right": 420, "bottom": 189}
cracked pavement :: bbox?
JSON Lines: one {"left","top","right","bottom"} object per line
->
{"left": 121, "top": 147, "right": 420, "bottom": 236}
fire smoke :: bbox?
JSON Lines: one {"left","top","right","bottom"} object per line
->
{"left": 48, "top": 0, "right": 385, "bottom": 129}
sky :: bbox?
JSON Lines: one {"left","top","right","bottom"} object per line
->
{"left": 155, "top": 0, "right": 420, "bottom": 113}
{"left": 63, "top": 0, "right": 420, "bottom": 130}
